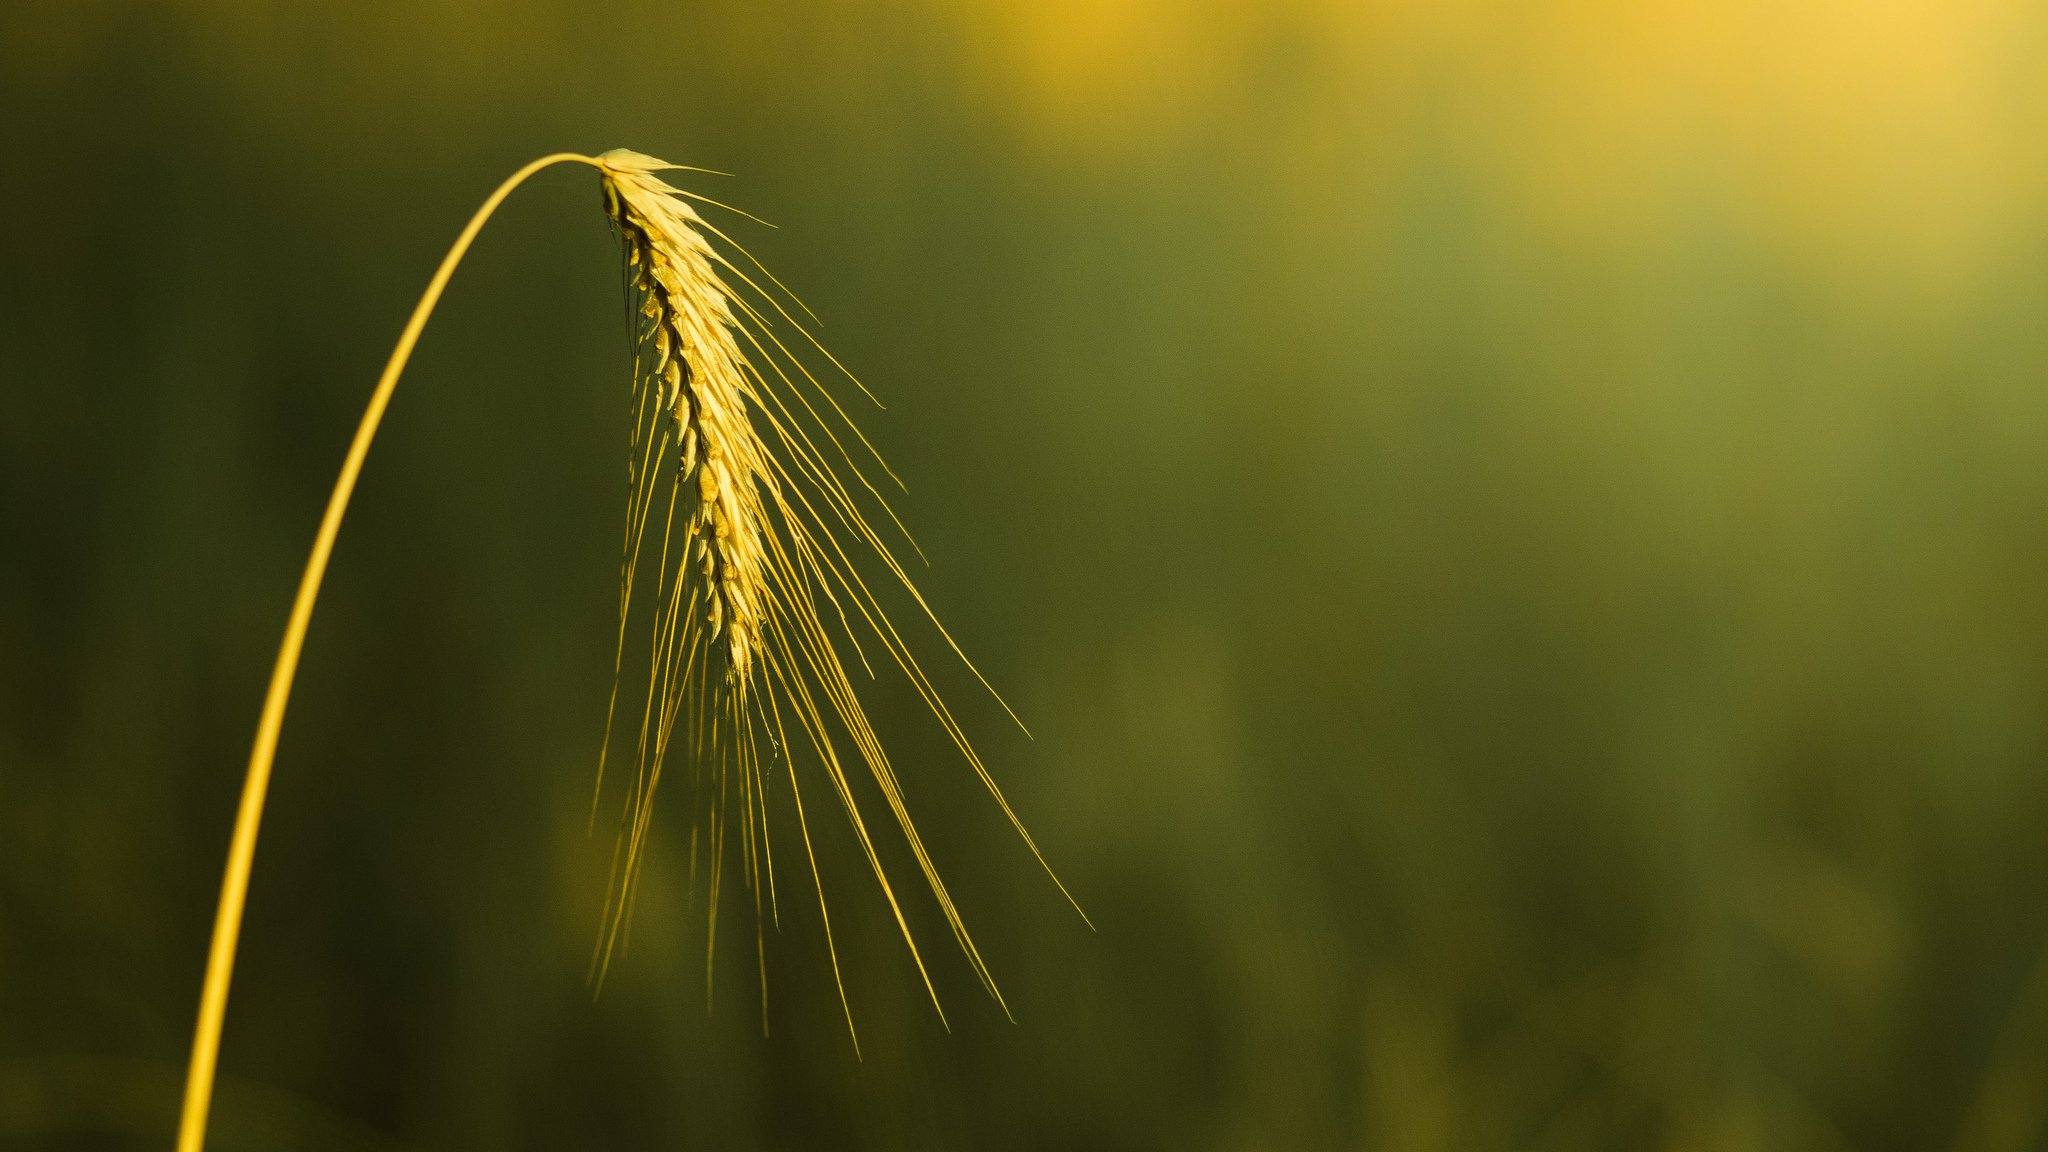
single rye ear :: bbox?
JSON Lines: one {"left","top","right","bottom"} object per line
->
{"left": 589, "top": 151, "right": 1086, "bottom": 1049}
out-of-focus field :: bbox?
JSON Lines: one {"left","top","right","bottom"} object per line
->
{"left": 6, "top": 2, "right": 2048, "bottom": 1148}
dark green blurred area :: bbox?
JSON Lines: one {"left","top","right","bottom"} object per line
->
{"left": 8, "top": 2, "right": 2048, "bottom": 1148}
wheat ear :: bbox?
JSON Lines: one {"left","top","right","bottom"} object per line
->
{"left": 585, "top": 150, "right": 1087, "bottom": 1047}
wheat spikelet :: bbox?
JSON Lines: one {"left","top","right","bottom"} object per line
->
{"left": 587, "top": 150, "right": 1084, "bottom": 1040}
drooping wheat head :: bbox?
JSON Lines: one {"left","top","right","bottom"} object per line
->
{"left": 587, "top": 150, "right": 1083, "bottom": 1040}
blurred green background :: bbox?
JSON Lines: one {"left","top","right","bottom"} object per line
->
{"left": 8, "top": 2, "right": 2048, "bottom": 1148}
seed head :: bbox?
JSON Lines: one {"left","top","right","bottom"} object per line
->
{"left": 599, "top": 150, "right": 770, "bottom": 691}
{"left": 585, "top": 149, "right": 1084, "bottom": 1042}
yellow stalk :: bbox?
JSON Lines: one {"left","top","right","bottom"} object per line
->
{"left": 175, "top": 152, "right": 599, "bottom": 1152}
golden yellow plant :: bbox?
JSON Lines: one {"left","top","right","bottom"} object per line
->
{"left": 176, "top": 149, "right": 1080, "bottom": 1152}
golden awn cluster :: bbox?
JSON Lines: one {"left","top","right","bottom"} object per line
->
{"left": 591, "top": 149, "right": 1080, "bottom": 1020}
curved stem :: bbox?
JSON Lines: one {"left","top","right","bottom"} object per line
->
{"left": 176, "top": 151, "right": 599, "bottom": 1152}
